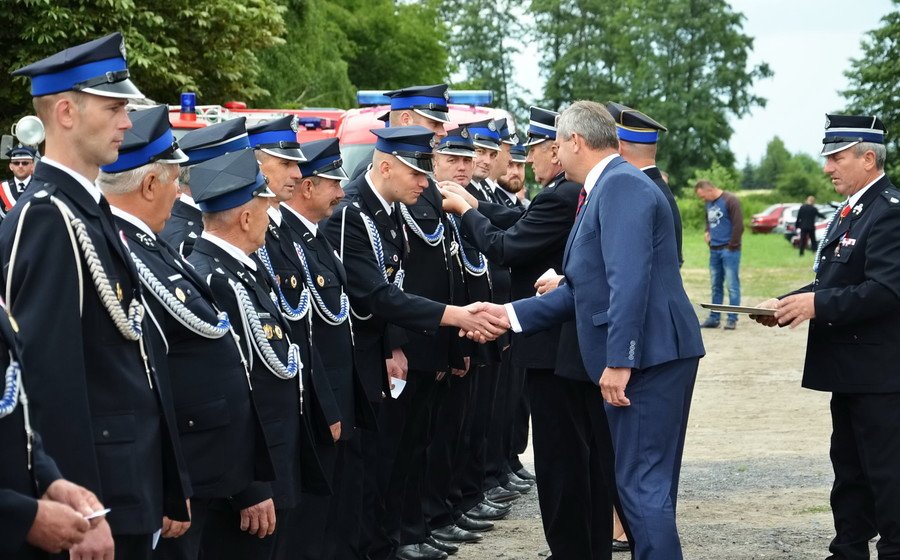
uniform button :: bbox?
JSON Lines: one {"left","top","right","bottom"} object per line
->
{"left": 188, "top": 420, "right": 195, "bottom": 428}
{"left": 101, "top": 430, "right": 110, "bottom": 438}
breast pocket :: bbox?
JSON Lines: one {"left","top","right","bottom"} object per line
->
{"left": 572, "top": 230, "right": 598, "bottom": 249}
{"left": 93, "top": 413, "right": 140, "bottom": 506}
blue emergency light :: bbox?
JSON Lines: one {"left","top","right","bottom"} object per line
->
{"left": 356, "top": 90, "right": 494, "bottom": 107}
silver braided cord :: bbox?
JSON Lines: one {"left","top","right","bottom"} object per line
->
{"left": 228, "top": 279, "right": 302, "bottom": 381}
{"left": 399, "top": 202, "right": 444, "bottom": 246}
{"left": 813, "top": 203, "right": 846, "bottom": 273}
{"left": 52, "top": 198, "right": 144, "bottom": 340}
{"left": 352, "top": 212, "right": 405, "bottom": 321}
{"left": 293, "top": 241, "right": 350, "bottom": 326}
{"left": 0, "top": 359, "right": 21, "bottom": 419}
{"left": 130, "top": 253, "right": 231, "bottom": 339}
{"left": 256, "top": 245, "right": 311, "bottom": 321}
{"left": 446, "top": 215, "right": 487, "bottom": 276}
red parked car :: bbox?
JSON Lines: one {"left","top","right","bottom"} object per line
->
{"left": 750, "top": 203, "right": 792, "bottom": 234}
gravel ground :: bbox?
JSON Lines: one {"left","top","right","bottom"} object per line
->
{"left": 452, "top": 315, "right": 845, "bottom": 560}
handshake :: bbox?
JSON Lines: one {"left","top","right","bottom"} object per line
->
{"left": 443, "top": 302, "right": 511, "bottom": 343}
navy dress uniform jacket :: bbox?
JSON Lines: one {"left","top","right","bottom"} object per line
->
{"left": 281, "top": 209, "right": 376, "bottom": 435}
{"left": 116, "top": 218, "right": 276, "bottom": 504}
{"left": 323, "top": 173, "right": 445, "bottom": 403}
{"left": 0, "top": 162, "right": 189, "bottom": 535}
{"left": 0, "top": 305, "right": 63, "bottom": 560}
{"left": 511, "top": 157, "right": 705, "bottom": 381}
{"left": 159, "top": 199, "right": 203, "bottom": 256}
{"left": 260, "top": 215, "right": 341, "bottom": 446}
{"left": 788, "top": 175, "right": 900, "bottom": 393}
{"left": 188, "top": 238, "right": 328, "bottom": 508}
{"left": 643, "top": 166, "right": 683, "bottom": 265}
{"left": 463, "top": 172, "right": 584, "bottom": 375}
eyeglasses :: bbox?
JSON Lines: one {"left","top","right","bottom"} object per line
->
{"left": 10, "top": 161, "right": 32, "bottom": 167}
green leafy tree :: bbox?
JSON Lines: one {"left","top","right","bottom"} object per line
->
{"left": 0, "top": 0, "right": 286, "bottom": 124}
{"left": 776, "top": 154, "right": 834, "bottom": 201}
{"left": 756, "top": 137, "right": 792, "bottom": 188}
{"left": 531, "top": 0, "right": 772, "bottom": 191}
{"left": 255, "top": 0, "right": 356, "bottom": 108}
{"left": 334, "top": 0, "right": 449, "bottom": 91}
{"left": 842, "top": 1, "right": 900, "bottom": 181}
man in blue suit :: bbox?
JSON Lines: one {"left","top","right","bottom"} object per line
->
{"left": 474, "top": 101, "right": 705, "bottom": 559}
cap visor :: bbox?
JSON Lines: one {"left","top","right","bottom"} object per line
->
{"left": 396, "top": 155, "right": 433, "bottom": 175}
{"left": 523, "top": 137, "right": 549, "bottom": 147}
{"left": 435, "top": 147, "right": 475, "bottom": 158}
{"left": 414, "top": 108, "right": 451, "bottom": 124}
{"left": 511, "top": 156, "right": 527, "bottom": 163}
{"left": 80, "top": 78, "right": 144, "bottom": 100}
{"left": 472, "top": 140, "right": 501, "bottom": 151}
{"left": 821, "top": 140, "right": 859, "bottom": 156}
{"left": 319, "top": 167, "right": 349, "bottom": 181}
{"left": 157, "top": 147, "right": 190, "bottom": 165}
{"left": 256, "top": 186, "right": 277, "bottom": 198}
{"left": 261, "top": 147, "right": 307, "bottom": 162}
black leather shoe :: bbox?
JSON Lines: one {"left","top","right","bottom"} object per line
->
{"left": 466, "top": 502, "right": 510, "bottom": 521}
{"left": 481, "top": 498, "right": 511, "bottom": 511}
{"left": 508, "top": 472, "right": 534, "bottom": 487}
{"left": 515, "top": 467, "right": 536, "bottom": 481}
{"left": 612, "top": 539, "right": 630, "bottom": 552}
{"left": 396, "top": 542, "right": 448, "bottom": 560}
{"left": 485, "top": 485, "right": 520, "bottom": 503}
{"left": 457, "top": 514, "right": 494, "bottom": 532}
{"left": 699, "top": 317, "right": 720, "bottom": 328}
{"left": 426, "top": 535, "right": 458, "bottom": 555}
{"left": 503, "top": 479, "right": 532, "bottom": 493}
{"left": 431, "top": 524, "right": 482, "bottom": 543}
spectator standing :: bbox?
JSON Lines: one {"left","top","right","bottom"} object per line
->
{"left": 796, "top": 196, "right": 826, "bottom": 256}
{"left": 696, "top": 180, "right": 743, "bottom": 330}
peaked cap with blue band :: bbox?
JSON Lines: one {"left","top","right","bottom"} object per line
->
{"left": 435, "top": 126, "right": 475, "bottom": 158}
{"left": 382, "top": 84, "right": 451, "bottom": 124}
{"left": 821, "top": 114, "right": 886, "bottom": 156}
{"left": 496, "top": 118, "right": 519, "bottom": 145}
{"left": 247, "top": 116, "right": 306, "bottom": 162}
{"left": 509, "top": 142, "right": 527, "bottom": 163}
{"left": 180, "top": 118, "right": 251, "bottom": 166}
{"left": 298, "top": 138, "right": 348, "bottom": 181}
{"left": 190, "top": 149, "right": 275, "bottom": 213}
{"left": 607, "top": 102, "right": 667, "bottom": 144}
{"left": 465, "top": 118, "right": 501, "bottom": 151}
{"left": 6, "top": 146, "right": 37, "bottom": 160}
{"left": 12, "top": 32, "right": 143, "bottom": 99}
{"left": 524, "top": 106, "right": 558, "bottom": 146}
{"left": 101, "top": 106, "right": 187, "bottom": 173}
{"left": 372, "top": 126, "right": 435, "bottom": 174}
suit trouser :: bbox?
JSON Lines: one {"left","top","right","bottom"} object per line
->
{"left": 529, "top": 371, "right": 620, "bottom": 560}
{"left": 423, "top": 372, "right": 474, "bottom": 530}
{"left": 199, "top": 500, "right": 282, "bottom": 560}
{"left": 274, "top": 441, "right": 342, "bottom": 560}
{"left": 605, "top": 357, "right": 698, "bottom": 560}
{"left": 54, "top": 534, "right": 153, "bottom": 560}
{"left": 373, "top": 370, "right": 439, "bottom": 553}
{"left": 453, "top": 363, "right": 497, "bottom": 515}
{"left": 356, "top": 412, "right": 390, "bottom": 560}
{"left": 508, "top": 366, "right": 533, "bottom": 473}
{"left": 828, "top": 392, "right": 900, "bottom": 560}
{"left": 483, "top": 348, "right": 513, "bottom": 489}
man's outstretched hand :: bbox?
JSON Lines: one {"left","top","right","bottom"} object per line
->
{"left": 450, "top": 302, "right": 510, "bottom": 343}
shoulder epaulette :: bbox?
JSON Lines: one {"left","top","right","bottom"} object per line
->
{"left": 880, "top": 186, "right": 900, "bottom": 204}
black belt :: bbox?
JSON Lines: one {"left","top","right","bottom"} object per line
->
{"left": 709, "top": 244, "right": 728, "bottom": 250}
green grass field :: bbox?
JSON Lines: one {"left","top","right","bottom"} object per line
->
{"left": 681, "top": 229, "right": 816, "bottom": 305}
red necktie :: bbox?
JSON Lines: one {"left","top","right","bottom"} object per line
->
{"left": 576, "top": 187, "right": 587, "bottom": 215}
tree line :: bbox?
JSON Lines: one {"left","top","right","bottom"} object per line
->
{"left": 1, "top": 0, "right": 895, "bottom": 190}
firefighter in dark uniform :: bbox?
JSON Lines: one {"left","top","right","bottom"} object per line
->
{"left": 606, "top": 102, "right": 683, "bottom": 265}
{"left": 186, "top": 149, "right": 323, "bottom": 559}
{"left": 95, "top": 105, "right": 277, "bottom": 560}
{"left": 0, "top": 33, "right": 190, "bottom": 560}
{"left": 423, "top": 126, "right": 500, "bottom": 552}
{"left": 160, "top": 118, "right": 252, "bottom": 256}
{"left": 276, "top": 137, "right": 377, "bottom": 559}
{"left": 756, "top": 115, "right": 900, "bottom": 560}
{"left": 322, "top": 125, "right": 507, "bottom": 560}
{"left": 1, "top": 146, "right": 37, "bottom": 215}
{"left": 0, "top": 298, "right": 107, "bottom": 559}
{"left": 441, "top": 104, "right": 626, "bottom": 559}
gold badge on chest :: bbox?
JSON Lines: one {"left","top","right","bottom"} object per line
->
{"left": 263, "top": 323, "right": 275, "bottom": 340}
{"left": 175, "top": 287, "right": 186, "bottom": 303}
{"left": 290, "top": 275, "right": 298, "bottom": 288}
{"left": 316, "top": 274, "right": 325, "bottom": 287}
{"left": 116, "top": 282, "right": 123, "bottom": 302}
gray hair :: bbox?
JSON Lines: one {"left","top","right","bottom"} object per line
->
{"left": 96, "top": 162, "right": 173, "bottom": 195}
{"left": 556, "top": 101, "right": 619, "bottom": 151}
{"left": 853, "top": 142, "right": 886, "bottom": 170}
{"left": 179, "top": 166, "right": 191, "bottom": 189}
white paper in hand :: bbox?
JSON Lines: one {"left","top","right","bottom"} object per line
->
{"left": 535, "top": 268, "right": 558, "bottom": 296}
{"left": 390, "top": 377, "right": 407, "bottom": 399}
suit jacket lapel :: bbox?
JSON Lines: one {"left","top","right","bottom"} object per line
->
{"left": 562, "top": 156, "right": 625, "bottom": 266}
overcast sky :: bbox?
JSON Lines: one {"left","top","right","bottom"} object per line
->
{"left": 511, "top": 0, "right": 894, "bottom": 164}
